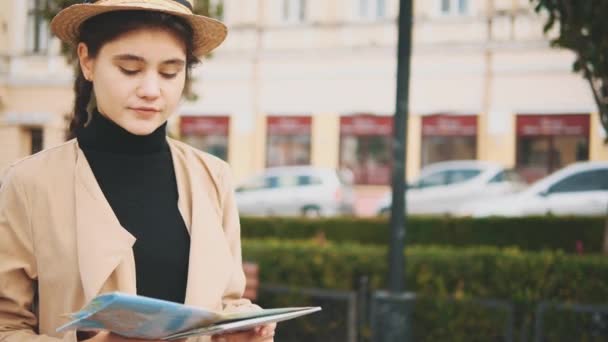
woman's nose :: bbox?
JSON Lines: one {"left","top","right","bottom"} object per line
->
{"left": 136, "top": 73, "right": 161, "bottom": 99}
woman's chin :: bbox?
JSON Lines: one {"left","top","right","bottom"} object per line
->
{"left": 122, "top": 119, "right": 164, "bottom": 136}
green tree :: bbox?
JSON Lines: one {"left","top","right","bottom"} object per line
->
{"left": 531, "top": 0, "right": 608, "bottom": 142}
{"left": 532, "top": 0, "right": 608, "bottom": 254}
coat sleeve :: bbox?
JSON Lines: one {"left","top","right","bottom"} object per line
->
{"left": 218, "top": 164, "right": 261, "bottom": 314}
{"left": 0, "top": 168, "right": 77, "bottom": 342}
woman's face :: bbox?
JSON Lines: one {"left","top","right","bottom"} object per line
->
{"left": 78, "top": 28, "right": 187, "bottom": 135}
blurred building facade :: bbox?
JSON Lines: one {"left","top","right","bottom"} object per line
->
{"left": 0, "top": 0, "right": 72, "bottom": 171}
{"left": 1, "top": 0, "right": 607, "bottom": 186}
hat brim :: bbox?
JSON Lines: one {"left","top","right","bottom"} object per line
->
{"left": 50, "top": 3, "right": 227, "bottom": 57}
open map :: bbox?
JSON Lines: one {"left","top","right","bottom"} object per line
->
{"left": 56, "top": 292, "right": 321, "bottom": 340}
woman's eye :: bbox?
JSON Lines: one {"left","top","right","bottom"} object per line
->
{"left": 160, "top": 72, "right": 178, "bottom": 79}
{"left": 119, "top": 67, "right": 140, "bottom": 75}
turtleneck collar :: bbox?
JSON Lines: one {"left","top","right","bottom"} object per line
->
{"left": 76, "top": 109, "right": 168, "bottom": 155}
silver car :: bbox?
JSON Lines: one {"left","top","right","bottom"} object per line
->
{"left": 460, "top": 161, "right": 608, "bottom": 217}
{"left": 235, "top": 166, "right": 355, "bottom": 217}
{"left": 376, "top": 160, "right": 526, "bottom": 216}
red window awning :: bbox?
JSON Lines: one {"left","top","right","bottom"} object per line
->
{"left": 421, "top": 114, "right": 477, "bottom": 137}
{"left": 516, "top": 114, "right": 590, "bottom": 137}
{"left": 267, "top": 116, "right": 312, "bottom": 135}
{"left": 340, "top": 115, "right": 393, "bottom": 136}
{"left": 181, "top": 116, "right": 230, "bottom": 135}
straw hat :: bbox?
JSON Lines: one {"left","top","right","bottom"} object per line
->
{"left": 50, "top": 0, "right": 227, "bottom": 56}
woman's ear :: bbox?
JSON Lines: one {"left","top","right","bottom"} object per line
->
{"left": 77, "top": 42, "right": 94, "bottom": 81}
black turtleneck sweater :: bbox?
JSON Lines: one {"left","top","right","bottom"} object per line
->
{"left": 76, "top": 110, "right": 190, "bottom": 303}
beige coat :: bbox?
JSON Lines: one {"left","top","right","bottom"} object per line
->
{"left": 0, "top": 138, "right": 255, "bottom": 341}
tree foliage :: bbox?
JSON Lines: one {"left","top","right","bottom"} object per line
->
{"left": 531, "top": 0, "right": 608, "bottom": 141}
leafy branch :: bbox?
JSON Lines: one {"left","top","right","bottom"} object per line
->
{"left": 531, "top": 0, "right": 608, "bottom": 142}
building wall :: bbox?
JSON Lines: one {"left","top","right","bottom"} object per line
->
{"left": 311, "top": 113, "right": 340, "bottom": 170}
{"left": 0, "top": 1, "right": 12, "bottom": 56}
{"left": 590, "top": 111, "right": 608, "bottom": 161}
{"left": 0, "top": 83, "right": 72, "bottom": 171}
{"left": 194, "top": 0, "right": 599, "bottom": 184}
{"left": 0, "top": 0, "right": 72, "bottom": 173}
{"left": 0, "top": 126, "right": 23, "bottom": 174}
{"left": 0, "top": 0, "right": 605, "bottom": 183}
{"left": 407, "top": 114, "right": 422, "bottom": 179}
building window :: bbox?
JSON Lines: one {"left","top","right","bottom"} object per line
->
{"left": 282, "top": 0, "right": 307, "bottom": 23}
{"left": 357, "top": 0, "right": 386, "bottom": 20}
{"left": 340, "top": 115, "right": 393, "bottom": 185}
{"left": 28, "top": 127, "right": 44, "bottom": 154}
{"left": 439, "top": 0, "right": 469, "bottom": 16}
{"left": 516, "top": 114, "right": 590, "bottom": 183}
{"left": 26, "top": 0, "right": 49, "bottom": 54}
{"left": 266, "top": 116, "right": 312, "bottom": 167}
{"left": 180, "top": 116, "right": 230, "bottom": 161}
{"left": 420, "top": 115, "right": 477, "bottom": 167}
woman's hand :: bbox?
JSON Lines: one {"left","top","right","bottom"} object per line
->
{"left": 82, "top": 331, "right": 186, "bottom": 342}
{"left": 211, "top": 323, "right": 276, "bottom": 342}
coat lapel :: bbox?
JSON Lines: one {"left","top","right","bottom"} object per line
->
{"left": 74, "top": 147, "right": 137, "bottom": 302}
{"left": 172, "top": 143, "right": 192, "bottom": 234}
{"left": 169, "top": 142, "right": 232, "bottom": 310}
{"left": 73, "top": 140, "right": 231, "bottom": 308}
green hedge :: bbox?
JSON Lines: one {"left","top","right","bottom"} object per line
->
{"left": 241, "top": 216, "right": 606, "bottom": 253}
{"left": 243, "top": 240, "right": 608, "bottom": 341}
{"left": 243, "top": 239, "right": 608, "bottom": 301}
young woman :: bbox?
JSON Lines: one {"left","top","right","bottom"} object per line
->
{"left": 0, "top": 1, "right": 275, "bottom": 341}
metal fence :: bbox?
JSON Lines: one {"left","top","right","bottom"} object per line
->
{"left": 371, "top": 291, "right": 515, "bottom": 342}
{"left": 534, "top": 302, "right": 608, "bottom": 342}
{"left": 257, "top": 283, "right": 607, "bottom": 342}
{"left": 257, "top": 284, "right": 358, "bottom": 342}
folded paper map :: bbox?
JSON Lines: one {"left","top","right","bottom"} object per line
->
{"left": 56, "top": 292, "right": 321, "bottom": 340}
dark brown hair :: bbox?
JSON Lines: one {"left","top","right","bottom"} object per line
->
{"left": 69, "top": 10, "right": 200, "bottom": 137}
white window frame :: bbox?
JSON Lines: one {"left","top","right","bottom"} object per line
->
{"left": 25, "top": 0, "right": 50, "bottom": 54}
{"left": 282, "top": 0, "right": 307, "bottom": 24}
{"left": 356, "top": 0, "right": 387, "bottom": 21}
{"left": 437, "top": 0, "right": 471, "bottom": 17}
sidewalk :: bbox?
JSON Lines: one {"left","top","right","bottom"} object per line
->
{"left": 352, "top": 185, "right": 389, "bottom": 217}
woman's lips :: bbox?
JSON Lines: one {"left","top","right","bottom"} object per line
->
{"left": 129, "top": 107, "right": 160, "bottom": 117}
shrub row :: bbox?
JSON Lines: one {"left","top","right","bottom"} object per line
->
{"left": 241, "top": 216, "right": 606, "bottom": 253}
{"left": 243, "top": 240, "right": 608, "bottom": 341}
{"left": 242, "top": 239, "right": 608, "bottom": 301}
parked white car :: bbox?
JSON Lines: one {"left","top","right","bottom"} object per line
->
{"left": 459, "top": 161, "right": 608, "bottom": 217}
{"left": 235, "top": 166, "right": 355, "bottom": 217}
{"left": 376, "top": 160, "right": 526, "bottom": 216}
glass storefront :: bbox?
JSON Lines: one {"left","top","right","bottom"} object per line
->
{"left": 420, "top": 114, "right": 477, "bottom": 167}
{"left": 266, "top": 116, "right": 312, "bottom": 167}
{"left": 180, "top": 116, "right": 230, "bottom": 161}
{"left": 339, "top": 115, "right": 393, "bottom": 185}
{"left": 516, "top": 114, "right": 590, "bottom": 183}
